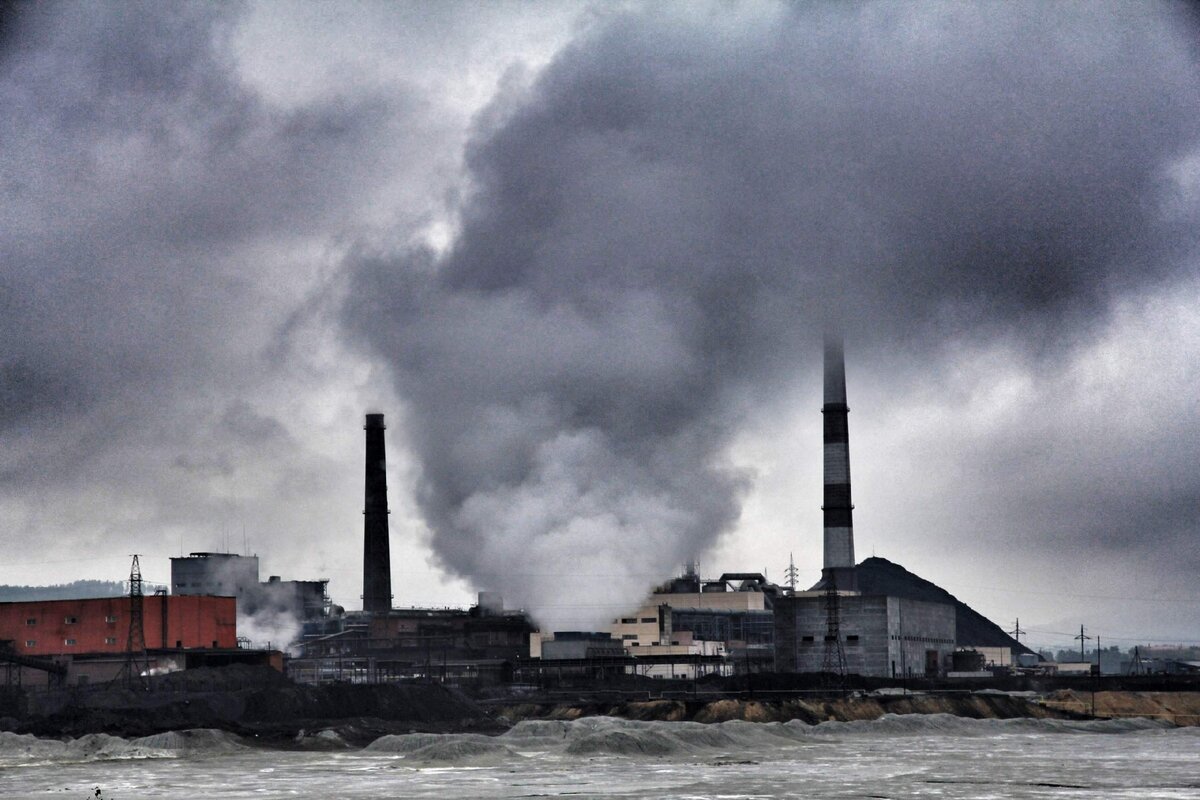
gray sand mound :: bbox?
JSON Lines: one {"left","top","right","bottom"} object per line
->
{"left": 402, "top": 737, "right": 519, "bottom": 765}
{"left": 133, "top": 728, "right": 247, "bottom": 752}
{"left": 0, "top": 731, "right": 171, "bottom": 763}
{"left": 565, "top": 728, "right": 678, "bottom": 757}
{"left": 501, "top": 719, "right": 574, "bottom": 740}
{"left": 366, "top": 732, "right": 458, "bottom": 753}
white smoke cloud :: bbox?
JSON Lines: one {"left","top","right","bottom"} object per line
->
{"left": 342, "top": 3, "right": 1200, "bottom": 634}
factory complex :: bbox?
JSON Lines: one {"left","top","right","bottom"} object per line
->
{"left": 3, "top": 341, "right": 1041, "bottom": 690}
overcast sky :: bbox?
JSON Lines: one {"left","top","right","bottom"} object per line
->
{"left": 2, "top": 1, "right": 1198, "bottom": 650}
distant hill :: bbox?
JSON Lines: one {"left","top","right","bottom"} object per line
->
{"left": 0, "top": 580, "right": 126, "bottom": 602}
{"left": 853, "top": 557, "right": 1035, "bottom": 657}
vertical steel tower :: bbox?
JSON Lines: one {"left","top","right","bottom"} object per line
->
{"left": 362, "top": 413, "right": 393, "bottom": 614}
{"left": 111, "top": 554, "right": 149, "bottom": 689}
{"left": 821, "top": 334, "right": 856, "bottom": 590}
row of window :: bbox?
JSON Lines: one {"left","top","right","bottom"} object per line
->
{"left": 23, "top": 615, "right": 119, "bottom": 625}
{"left": 615, "top": 617, "right": 658, "bottom": 624}
{"left": 800, "top": 634, "right": 860, "bottom": 643}
{"left": 890, "top": 635, "right": 953, "bottom": 644}
{"left": 24, "top": 637, "right": 120, "bottom": 647}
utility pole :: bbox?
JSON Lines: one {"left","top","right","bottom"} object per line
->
{"left": 1075, "top": 624, "right": 1091, "bottom": 665}
{"left": 784, "top": 553, "right": 799, "bottom": 592}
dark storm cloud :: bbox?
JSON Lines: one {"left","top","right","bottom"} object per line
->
{"left": 343, "top": 3, "right": 1200, "bottom": 627}
{"left": 1, "top": 2, "right": 398, "bottom": 441}
{"left": 0, "top": 3, "right": 431, "bottom": 571}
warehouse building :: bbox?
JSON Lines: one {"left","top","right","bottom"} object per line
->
{"left": 0, "top": 595, "right": 236, "bottom": 657}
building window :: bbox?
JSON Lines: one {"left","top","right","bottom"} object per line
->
{"left": 640, "top": 618, "right": 656, "bottom": 623}
{"left": 105, "top": 637, "right": 118, "bottom": 645}
{"left": 801, "top": 636, "right": 814, "bottom": 642}
{"left": 64, "top": 616, "right": 78, "bottom": 624}
{"left": 105, "top": 615, "right": 117, "bottom": 623}
{"left": 64, "top": 639, "right": 76, "bottom": 646}
{"left": 622, "top": 634, "right": 638, "bottom": 640}
{"left": 620, "top": 618, "right": 637, "bottom": 624}
{"left": 25, "top": 640, "right": 35, "bottom": 647}
{"left": 847, "top": 635, "right": 860, "bottom": 642}
{"left": 25, "top": 618, "right": 36, "bottom": 626}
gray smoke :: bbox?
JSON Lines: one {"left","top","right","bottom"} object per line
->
{"left": 342, "top": 3, "right": 1200, "bottom": 630}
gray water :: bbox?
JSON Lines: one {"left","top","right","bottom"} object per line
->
{"left": 2, "top": 715, "right": 1198, "bottom": 799}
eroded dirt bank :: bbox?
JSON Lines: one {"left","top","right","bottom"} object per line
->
{"left": 5, "top": 666, "right": 1199, "bottom": 743}
{"left": 1040, "top": 690, "right": 1200, "bottom": 726}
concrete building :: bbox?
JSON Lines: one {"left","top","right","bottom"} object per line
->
{"left": 171, "top": 553, "right": 259, "bottom": 600}
{"left": 289, "top": 595, "right": 535, "bottom": 685}
{"left": 540, "top": 632, "right": 627, "bottom": 661}
{"left": 607, "top": 569, "right": 776, "bottom": 672}
{"left": 625, "top": 640, "right": 728, "bottom": 679}
{"left": 774, "top": 592, "right": 955, "bottom": 677}
{"left": 171, "top": 552, "right": 331, "bottom": 634}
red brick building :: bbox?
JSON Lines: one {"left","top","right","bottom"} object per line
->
{"left": 0, "top": 596, "right": 236, "bottom": 657}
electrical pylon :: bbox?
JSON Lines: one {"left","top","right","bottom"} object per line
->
{"left": 784, "top": 553, "right": 799, "bottom": 591}
{"left": 111, "top": 555, "right": 150, "bottom": 690}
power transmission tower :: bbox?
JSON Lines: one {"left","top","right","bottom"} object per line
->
{"left": 111, "top": 555, "right": 150, "bottom": 690}
{"left": 1009, "top": 618, "right": 1025, "bottom": 645}
{"left": 821, "top": 574, "right": 847, "bottom": 691}
{"left": 784, "top": 553, "right": 799, "bottom": 592}
{"left": 1075, "top": 624, "right": 1091, "bottom": 665}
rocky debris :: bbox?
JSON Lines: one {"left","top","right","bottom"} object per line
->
{"left": 494, "top": 691, "right": 1080, "bottom": 726}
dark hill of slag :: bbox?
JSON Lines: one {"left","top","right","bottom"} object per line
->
{"left": 854, "top": 557, "right": 1035, "bottom": 657}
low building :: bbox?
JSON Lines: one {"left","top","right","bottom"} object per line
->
{"left": 0, "top": 595, "right": 237, "bottom": 657}
{"left": 626, "top": 639, "right": 728, "bottom": 679}
{"left": 541, "top": 632, "right": 627, "bottom": 661}
{"left": 171, "top": 553, "right": 332, "bottom": 640}
{"left": 289, "top": 595, "right": 535, "bottom": 684}
{"left": 607, "top": 569, "right": 778, "bottom": 672}
{"left": 774, "top": 592, "right": 956, "bottom": 678}
{"left": 0, "top": 595, "right": 262, "bottom": 687}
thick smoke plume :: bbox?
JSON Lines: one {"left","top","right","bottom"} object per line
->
{"left": 344, "top": 3, "right": 1200, "bottom": 631}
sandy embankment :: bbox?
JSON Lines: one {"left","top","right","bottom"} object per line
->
{"left": 1039, "top": 691, "right": 1200, "bottom": 726}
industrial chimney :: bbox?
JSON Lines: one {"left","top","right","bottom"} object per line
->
{"left": 821, "top": 335, "right": 857, "bottom": 590}
{"left": 362, "top": 413, "right": 393, "bottom": 614}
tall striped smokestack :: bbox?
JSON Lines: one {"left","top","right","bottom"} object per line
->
{"left": 821, "top": 335, "right": 856, "bottom": 590}
{"left": 363, "top": 413, "right": 393, "bottom": 614}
